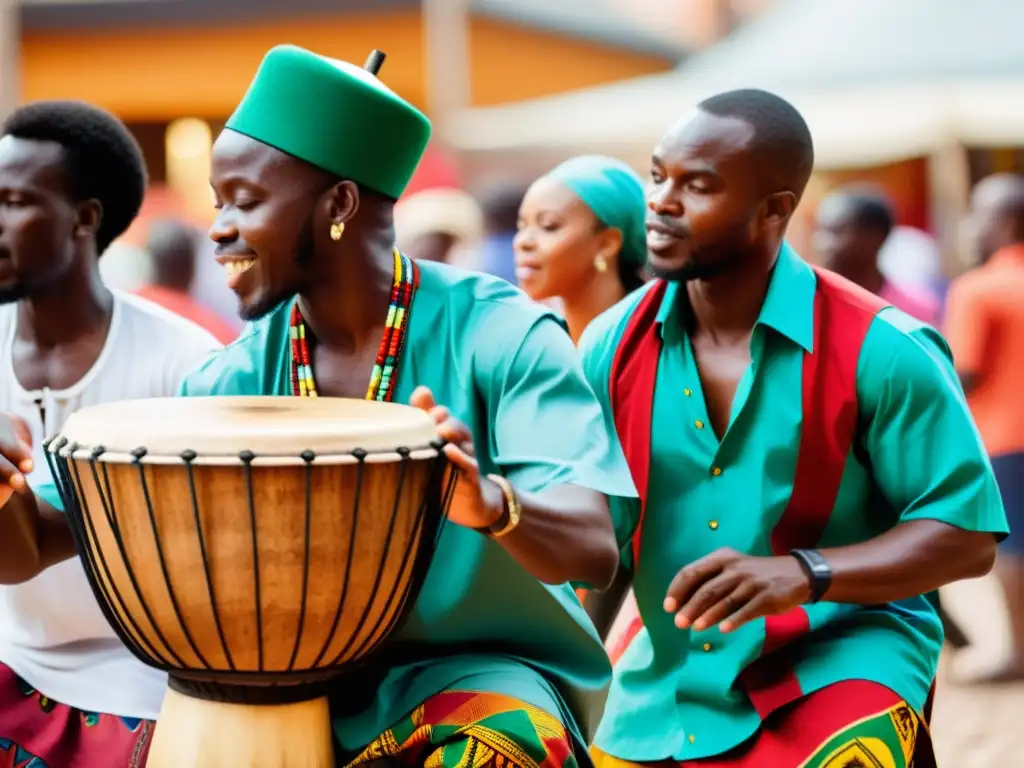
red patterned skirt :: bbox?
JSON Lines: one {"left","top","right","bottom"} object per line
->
{"left": 346, "top": 690, "right": 579, "bottom": 768}
{"left": 592, "top": 680, "right": 930, "bottom": 768}
{"left": 0, "top": 661, "right": 153, "bottom": 768}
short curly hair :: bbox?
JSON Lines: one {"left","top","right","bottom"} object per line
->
{"left": 1, "top": 100, "right": 147, "bottom": 255}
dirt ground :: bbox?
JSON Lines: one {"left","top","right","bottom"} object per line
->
{"left": 930, "top": 575, "right": 1023, "bottom": 767}
{"left": 931, "top": 671, "right": 1022, "bottom": 767}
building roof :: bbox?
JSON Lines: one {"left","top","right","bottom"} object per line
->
{"left": 673, "top": 0, "right": 1024, "bottom": 88}
{"left": 21, "top": 0, "right": 685, "bottom": 56}
{"left": 445, "top": 0, "right": 1024, "bottom": 168}
{"left": 19, "top": 0, "right": 413, "bottom": 30}
{"left": 471, "top": 0, "right": 684, "bottom": 57}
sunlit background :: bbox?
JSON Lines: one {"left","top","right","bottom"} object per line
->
{"left": 1, "top": 1, "right": 1021, "bottom": 763}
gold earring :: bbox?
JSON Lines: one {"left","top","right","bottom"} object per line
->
{"left": 330, "top": 222, "right": 345, "bottom": 241}
{"left": 594, "top": 255, "right": 608, "bottom": 273}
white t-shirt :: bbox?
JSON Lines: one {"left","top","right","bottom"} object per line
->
{"left": 0, "top": 291, "right": 222, "bottom": 720}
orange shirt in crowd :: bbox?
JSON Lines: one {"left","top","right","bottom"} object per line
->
{"left": 944, "top": 244, "right": 1024, "bottom": 457}
{"left": 135, "top": 285, "right": 240, "bottom": 346}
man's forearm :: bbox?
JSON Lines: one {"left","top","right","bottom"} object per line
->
{"left": 820, "top": 518, "right": 996, "bottom": 604}
{"left": 584, "top": 566, "right": 633, "bottom": 639}
{"left": 488, "top": 483, "right": 620, "bottom": 590}
{"left": 36, "top": 502, "right": 77, "bottom": 571}
{"left": 0, "top": 491, "right": 43, "bottom": 583}
{"left": 0, "top": 492, "right": 75, "bottom": 584}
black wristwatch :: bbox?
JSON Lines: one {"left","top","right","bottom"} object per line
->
{"left": 790, "top": 548, "right": 833, "bottom": 603}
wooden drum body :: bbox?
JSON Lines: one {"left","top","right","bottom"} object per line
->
{"left": 44, "top": 396, "right": 453, "bottom": 767}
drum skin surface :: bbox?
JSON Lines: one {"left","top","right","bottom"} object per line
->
{"left": 53, "top": 395, "right": 440, "bottom": 458}
{"left": 44, "top": 396, "right": 451, "bottom": 691}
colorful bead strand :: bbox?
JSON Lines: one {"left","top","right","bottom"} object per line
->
{"left": 290, "top": 248, "right": 418, "bottom": 402}
{"left": 366, "top": 249, "right": 417, "bottom": 402}
{"left": 289, "top": 303, "right": 317, "bottom": 397}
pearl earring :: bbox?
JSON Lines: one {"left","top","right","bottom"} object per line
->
{"left": 594, "top": 255, "right": 608, "bottom": 273}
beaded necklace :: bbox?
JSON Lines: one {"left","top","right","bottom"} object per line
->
{"left": 289, "top": 248, "right": 418, "bottom": 402}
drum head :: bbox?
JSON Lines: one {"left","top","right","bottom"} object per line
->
{"left": 53, "top": 397, "right": 439, "bottom": 459}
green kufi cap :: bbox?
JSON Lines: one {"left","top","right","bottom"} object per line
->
{"left": 226, "top": 45, "right": 432, "bottom": 200}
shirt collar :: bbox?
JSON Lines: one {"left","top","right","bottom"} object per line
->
{"left": 655, "top": 241, "right": 816, "bottom": 353}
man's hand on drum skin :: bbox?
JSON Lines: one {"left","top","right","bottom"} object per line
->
{"left": 410, "top": 386, "right": 619, "bottom": 587}
{"left": 410, "top": 386, "right": 505, "bottom": 531}
{"left": 663, "top": 547, "right": 813, "bottom": 634}
{"left": 0, "top": 413, "right": 34, "bottom": 508}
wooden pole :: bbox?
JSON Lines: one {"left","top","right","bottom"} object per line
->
{"left": 0, "top": 0, "right": 18, "bottom": 120}
{"left": 927, "top": 141, "right": 972, "bottom": 276}
{"left": 422, "top": 0, "right": 471, "bottom": 147}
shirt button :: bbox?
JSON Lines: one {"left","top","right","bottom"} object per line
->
{"left": 684, "top": 388, "right": 692, "bottom": 396}
{"left": 711, "top": 467, "right": 722, "bottom": 477}
{"left": 703, "top": 642, "right": 712, "bottom": 652}
{"left": 694, "top": 420, "right": 704, "bottom": 429}
{"left": 689, "top": 734, "right": 696, "bottom": 744}
{"left": 708, "top": 520, "right": 719, "bottom": 530}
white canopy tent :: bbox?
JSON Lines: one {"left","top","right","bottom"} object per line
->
{"left": 445, "top": 0, "right": 1024, "bottom": 170}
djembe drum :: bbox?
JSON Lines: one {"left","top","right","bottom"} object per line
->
{"left": 44, "top": 396, "right": 453, "bottom": 767}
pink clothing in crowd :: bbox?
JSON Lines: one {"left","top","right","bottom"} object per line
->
{"left": 879, "top": 280, "right": 940, "bottom": 326}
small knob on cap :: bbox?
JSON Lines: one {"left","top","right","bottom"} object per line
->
{"left": 364, "top": 50, "right": 387, "bottom": 75}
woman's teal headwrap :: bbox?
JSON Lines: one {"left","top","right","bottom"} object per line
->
{"left": 546, "top": 154, "right": 647, "bottom": 269}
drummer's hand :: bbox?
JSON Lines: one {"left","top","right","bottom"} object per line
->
{"left": 410, "top": 387, "right": 504, "bottom": 531}
{"left": 0, "top": 413, "right": 34, "bottom": 508}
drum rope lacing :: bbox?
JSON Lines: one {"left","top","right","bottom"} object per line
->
{"left": 289, "top": 248, "right": 418, "bottom": 401}
{"left": 41, "top": 433, "right": 459, "bottom": 701}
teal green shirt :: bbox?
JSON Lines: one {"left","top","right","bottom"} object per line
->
{"left": 178, "top": 261, "right": 637, "bottom": 756}
{"left": 579, "top": 244, "right": 1008, "bottom": 761}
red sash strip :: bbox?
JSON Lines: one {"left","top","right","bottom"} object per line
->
{"left": 740, "top": 269, "right": 885, "bottom": 716}
{"left": 608, "top": 269, "right": 885, "bottom": 714}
